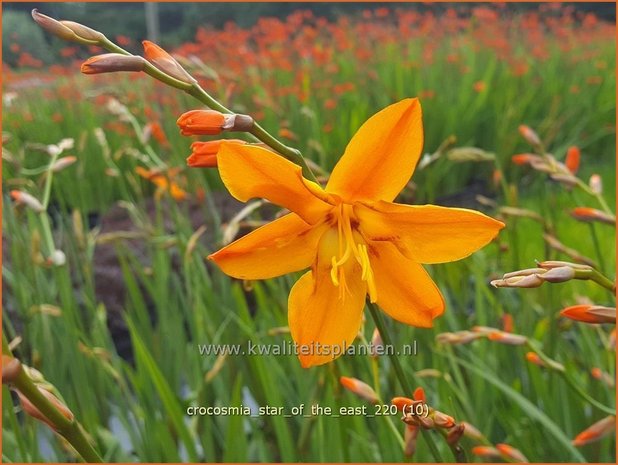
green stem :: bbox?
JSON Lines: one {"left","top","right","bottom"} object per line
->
{"left": 526, "top": 340, "right": 615, "bottom": 416}
{"left": 588, "top": 269, "right": 616, "bottom": 294}
{"left": 588, "top": 223, "right": 606, "bottom": 275}
{"left": 3, "top": 330, "right": 103, "bottom": 462}
{"left": 367, "top": 302, "right": 443, "bottom": 462}
{"left": 39, "top": 150, "right": 60, "bottom": 255}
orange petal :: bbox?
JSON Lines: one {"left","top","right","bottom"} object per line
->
{"left": 368, "top": 241, "right": 444, "bottom": 327}
{"left": 217, "top": 142, "right": 333, "bottom": 224}
{"left": 326, "top": 98, "right": 423, "bottom": 202}
{"left": 288, "top": 228, "right": 366, "bottom": 368}
{"left": 356, "top": 201, "right": 504, "bottom": 264}
{"left": 208, "top": 213, "right": 326, "bottom": 280}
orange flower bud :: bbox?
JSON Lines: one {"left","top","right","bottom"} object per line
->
{"left": 511, "top": 153, "right": 541, "bottom": 165}
{"left": 10, "top": 190, "right": 45, "bottom": 212}
{"left": 17, "top": 386, "right": 75, "bottom": 431}
{"left": 487, "top": 331, "right": 527, "bottom": 345}
{"left": 572, "top": 416, "right": 615, "bottom": 446}
{"left": 518, "top": 124, "right": 541, "bottom": 147}
{"left": 496, "top": 443, "right": 529, "bottom": 462}
{"left": 570, "top": 207, "right": 615, "bottom": 226}
{"left": 81, "top": 54, "right": 146, "bottom": 75}
{"left": 471, "top": 446, "right": 501, "bottom": 458}
{"left": 525, "top": 351, "right": 544, "bottom": 367}
{"left": 2, "top": 355, "right": 22, "bottom": 384}
{"left": 187, "top": 139, "right": 247, "bottom": 168}
{"left": 591, "top": 368, "right": 615, "bottom": 387}
{"left": 177, "top": 110, "right": 253, "bottom": 136}
{"left": 446, "top": 422, "right": 465, "bottom": 444}
{"left": 392, "top": 396, "right": 416, "bottom": 412}
{"left": 339, "top": 376, "right": 379, "bottom": 404}
{"left": 142, "top": 40, "right": 196, "bottom": 85}
{"left": 565, "top": 146, "right": 580, "bottom": 174}
{"left": 404, "top": 424, "right": 419, "bottom": 457}
{"left": 502, "top": 313, "right": 514, "bottom": 333}
{"left": 561, "top": 305, "right": 615, "bottom": 324}
{"left": 413, "top": 386, "right": 426, "bottom": 402}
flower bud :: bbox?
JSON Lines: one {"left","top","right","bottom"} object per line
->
{"left": 447, "top": 147, "right": 495, "bottom": 162}
{"left": 2, "top": 355, "right": 22, "bottom": 384}
{"left": 81, "top": 54, "right": 146, "bottom": 75}
{"left": 487, "top": 331, "right": 527, "bottom": 345}
{"left": 461, "top": 421, "right": 485, "bottom": 442}
{"left": 10, "top": 190, "right": 45, "bottom": 213}
{"left": 433, "top": 411, "right": 455, "bottom": 428}
{"left": 187, "top": 139, "right": 247, "bottom": 168}
{"left": 339, "top": 376, "right": 379, "bottom": 404}
{"left": 370, "top": 327, "right": 383, "bottom": 357}
{"left": 490, "top": 274, "right": 544, "bottom": 288}
{"left": 525, "top": 351, "right": 544, "bottom": 367}
{"left": 539, "top": 266, "right": 575, "bottom": 283}
{"left": 589, "top": 174, "right": 602, "bottom": 194}
{"left": 142, "top": 40, "right": 197, "bottom": 85}
{"left": 404, "top": 425, "right": 419, "bottom": 457}
{"left": 177, "top": 110, "right": 253, "bottom": 136}
{"left": 560, "top": 305, "right": 615, "bottom": 324}
{"left": 518, "top": 124, "right": 541, "bottom": 147}
{"left": 17, "top": 386, "right": 74, "bottom": 431}
{"left": 572, "top": 416, "right": 615, "bottom": 446}
{"left": 496, "top": 443, "right": 529, "bottom": 462}
{"left": 32, "top": 10, "right": 104, "bottom": 45}
{"left": 50, "top": 156, "right": 77, "bottom": 172}
{"left": 565, "top": 146, "right": 580, "bottom": 174}
{"left": 511, "top": 153, "right": 542, "bottom": 166}
{"left": 570, "top": 207, "right": 615, "bottom": 226}
{"left": 471, "top": 446, "right": 501, "bottom": 458}
{"left": 446, "top": 422, "right": 465, "bottom": 444}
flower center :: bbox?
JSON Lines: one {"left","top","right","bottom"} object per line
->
{"left": 328, "top": 204, "right": 378, "bottom": 302}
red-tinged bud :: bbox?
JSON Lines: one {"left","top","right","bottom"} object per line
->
{"left": 81, "top": 54, "right": 146, "bottom": 75}
{"left": 487, "top": 331, "right": 527, "bottom": 345}
{"left": 10, "top": 190, "right": 45, "bottom": 213}
{"left": 512, "top": 153, "right": 541, "bottom": 166}
{"left": 50, "top": 156, "right": 77, "bottom": 172}
{"left": 17, "top": 387, "right": 75, "bottom": 431}
{"left": 142, "top": 40, "right": 196, "bottom": 85}
{"left": 339, "top": 376, "right": 379, "bottom": 404}
{"left": 461, "top": 421, "right": 485, "bottom": 442}
{"left": 177, "top": 110, "right": 253, "bottom": 136}
{"left": 433, "top": 411, "right": 455, "bottom": 428}
{"left": 518, "top": 124, "right": 541, "bottom": 147}
{"left": 560, "top": 305, "right": 616, "bottom": 324}
{"left": 2, "top": 355, "right": 22, "bottom": 384}
{"left": 446, "top": 422, "right": 465, "bottom": 444}
{"left": 496, "top": 443, "right": 529, "bottom": 462}
{"left": 591, "top": 367, "right": 615, "bottom": 387}
{"left": 471, "top": 446, "right": 501, "bottom": 458}
{"left": 570, "top": 207, "right": 616, "bottom": 226}
{"left": 589, "top": 174, "right": 602, "bottom": 194}
{"left": 572, "top": 416, "right": 615, "bottom": 446}
{"left": 502, "top": 313, "right": 514, "bottom": 332}
{"left": 404, "top": 424, "right": 419, "bottom": 457}
{"left": 187, "top": 139, "right": 247, "bottom": 168}
{"left": 565, "top": 146, "right": 580, "bottom": 174}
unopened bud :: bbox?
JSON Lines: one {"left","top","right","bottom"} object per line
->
{"left": 570, "top": 207, "right": 615, "bottom": 226}
{"left": 461, "top": 421, "right": 485, "bottom": 442}
{"left": 496, "top": 443, "right": 529, "bottom": 462}
{"left": 487, "top": 331, "right": 527, "bottom": 345}
{"left": 565, "top": 146, "right": 580, "bottom": 174}
{"left": 589, "top": 174, "right": 602, "bottom": 194}
{"left": 446, "top": 422, "right": 465, "bottom": 444}
{"left": 81, "top": 54, "right": 146, "bottom": 75}
{"left": 539, "top": 266, "right": 575, "bottom": 283}
{"left": 187, "top": 139, "right": 247, "bottom": 168}
{"left": 17, "top": 387, "right": 74, "bottom": 431}
{"left": 550, "top": 172, "right": 578, "bottom": 187}
{"left": 572, "top": 416, "right": 615, "bottom": 447}
{"left": 50, "top": 156, "right": 77, "bottom": 172}
{"left": 561, "top": 305, "right": 616, "bottom": 324}
{"left": 10, "top": 190, "right": 45, "bottom": 213}
{"left": 518, "top": 124, "right": 542, "bottom": 147}
{"left": 2, "top": 355, "right": 22, "bottom": 384}
{"left": 177, "top": 110, "right": 254, "bottom": 136}
{"left": 32, "top": 10, "right": 104, "bottom": 45}
{"left": 339, "top": 376, "right": 379, "bottom": 404}
{"left": 472, "top": 446, "right": 501, "bottom": 459}
{"left": 404, "top": 425, "right": 419, "bottom": 457}
{"left": 491, "top": 274, "right": 544, "bottom": 288}
{"left": 370, "top": 327, "right": 383, "bottom": 357}
{"left": 142, "top": 40, "right": 197, "bottom": 85}
{"left": 447, "top": 147, "right": 495, "bottom": 162}
{"left": 433, "top": 411, "right": 455, "bottom": 428}
{"left": 436, "top": 330, "right": 481, "bottom": 345}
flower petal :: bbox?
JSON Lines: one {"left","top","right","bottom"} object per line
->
{"left": 326, "top": 98, "right": 423, "bottom": 202}
{"left": 356, "top": 201, "right": 504, "bottom": 264}
{"left": 288, "top": 229, "right": 367, "bottom": 368}
{"left": 217, "top": 142, "right": 332, "bottom": 224}
{"left": 369, "top": 241, "right": 444, "bottom": 327}
{"left": 208, "top": 213, "right": 326, "bottom": 280}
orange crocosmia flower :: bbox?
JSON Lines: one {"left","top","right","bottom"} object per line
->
{"left": 208, "top": 99, "right": 504, "bottom": 367}
{"left": 187, "top": 139, "right": 247, "bottom": 168}
{"left": 572, "top": 416, "right": 615, "bottom": 447}
{"left": 135, "top": 166, "right": 188, "bottom": 201}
